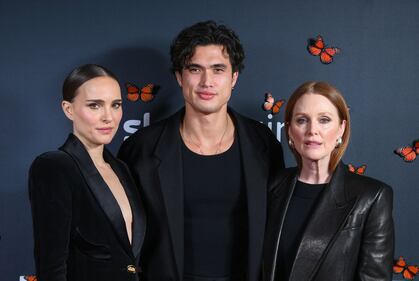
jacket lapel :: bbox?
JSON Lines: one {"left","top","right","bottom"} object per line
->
{"left": 153, "top": 110, "right": 184, "bottom": 281}
{"left": 289, "top": 163, "right": 356, "bottom": 281}
{"left": 263, "top": 168, "right": 297, "bottom": 281}
{"left": 232, "top": 110, "right": 270, "bottom": 281}
{"left": 105, "top": 151, "right": 146, "bottom": 258}
{"left": 151, "top": 109, "right": 274, "bottom": 281}
{"left": 60, "top": 134, "right": 134, "bottom": 258}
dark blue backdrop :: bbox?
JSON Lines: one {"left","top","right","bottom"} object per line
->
{"left": 1, "top": 0, "right": 418, "bottom": 280}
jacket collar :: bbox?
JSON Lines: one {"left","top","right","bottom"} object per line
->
{"left": 266, "top": 163, "right": 356, "bottom": 281}
{"left": 152, "top": 107, "right": 270, "bottom": 281}
{"left": 153, "top": 110, "right": 184, "bottom": 280}
{"left": 263, "top": 168, "right": 297, "bottom": 281}
{"left": 233, "top": 109, "right": 270, "bottom": 281}
{"left": 289, "top": 162, "right": 356, "bottom": 281}
{"left": 59, "top": 133, "right": 145, "bottom": 259}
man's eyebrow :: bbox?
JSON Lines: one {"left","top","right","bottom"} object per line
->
{"left": 211, "top": 64, "right": 227, "bottom": 69}
{"left": 185, "top": 63, "right": 203, "bottom": 69}
{"left": 184, "top": 63, "right": 228, "bottom": 69}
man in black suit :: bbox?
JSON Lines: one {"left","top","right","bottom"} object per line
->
{"left": 118, "top": 20, "right": 284, "bottom": 281}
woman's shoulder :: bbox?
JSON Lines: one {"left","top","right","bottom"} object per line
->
{"left": 32, "top": 150, "right": 73, "bottom": 166}
{"left": 343, "top": 167, "right": 393, "bottom": 200}
{"left": 28, "top": 150, "right": 82, "bottom": 198}
{"left": 30, "top": 150, "right": 78, "bottom": 177}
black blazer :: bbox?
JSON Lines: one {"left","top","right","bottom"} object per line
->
{"left": 29, "top": 134, "right": 146, "bottom": 281}
{"left": 118, "top": 108, "right": 284, "bottom": 281}
{"left": 262, "top": 163, "right": 394, "bottom": 281}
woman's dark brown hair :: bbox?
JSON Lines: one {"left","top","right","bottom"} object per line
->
{"left": 62, "top": 64, "right": 118, "bottom": 102}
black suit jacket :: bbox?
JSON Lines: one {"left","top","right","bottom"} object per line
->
{"left": 262, "top": 163, "right": 394, "bottom": 281}
{"left": 29, "top": 134, "right": 146, "bottom": 281}
{"left": 118, "top": 108, "right": 284, "bottom": 281}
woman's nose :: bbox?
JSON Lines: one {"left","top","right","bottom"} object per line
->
{"left": 102, "top": 107, "right": 113, "bottom": 123}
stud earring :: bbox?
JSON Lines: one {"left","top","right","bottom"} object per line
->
{"left": 336, "top": 137, "right": 343, "bottom": 148}
{"left": 288, "top": 139, "right": 294, "bottom": 148}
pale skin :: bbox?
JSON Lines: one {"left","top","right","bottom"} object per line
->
{"left": 288, "top": 93, "right": 346, "bottom": 184}
{"left": 62, "top": 76, "right": 133, "bottom": 244}
{"left": 175, "top": 44, "right": 239, "bottom": 155}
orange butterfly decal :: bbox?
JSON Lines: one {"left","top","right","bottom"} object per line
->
{"left": 24, "top": 276, "right": 38, "bottom": 281}
{"left": 394, "top": 140, "right": 419, "bottom": 162}
{"left": 348, "top": 164, "right": 367, "bottom": 175}
{"left": 262, "top": 93, "right": 285, "bottom": 115}
{"left": 126, "top": 83, "right": 159, "bottom": 102}
{"left": 307, "top": 35, "right": 341, "bottom": 64}
{"left": 393, "top": 256, "right": 419, "bottom": 280}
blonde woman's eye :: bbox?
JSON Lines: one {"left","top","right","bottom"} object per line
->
{"left": 319, "top": 117, "right": 331, "bottom": 123}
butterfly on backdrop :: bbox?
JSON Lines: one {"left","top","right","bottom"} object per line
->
{"left": 262, "top": 93, "right": 285, "bottom": 115}
{"left": 348, "top": 164, "right": 367, "bottom": 175}
{"left": 126, "top": 83, "right": 159, "bottom": 102}
{"left": 307, "top": 35, "right": 341, "bottom": 64}
{"left": 394, "top": 140, "right": 419, "bottom": 162}
{"left": 393, "top": 256, "right": 419, "bottom": 280}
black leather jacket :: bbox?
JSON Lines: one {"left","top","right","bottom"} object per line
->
{"left": 262, "top": 163, "right": 394, "bottom": 281}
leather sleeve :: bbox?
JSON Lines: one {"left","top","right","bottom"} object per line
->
{"left": 28, "top": 153, "right": 73, "bottom": 281}
{"left": 357, "top": 185, "right": 394, "bottom": 281}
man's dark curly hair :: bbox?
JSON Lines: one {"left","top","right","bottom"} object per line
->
{"left": 170, "top": 20, "right": 245, "bottom": 74}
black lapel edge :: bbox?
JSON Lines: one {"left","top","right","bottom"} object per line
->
{"left": 289, "top": 163, "right": 356, "bottom": 281}
{"left": 232, "top": 109, "right": 270, "bottom": 280}
{"left": 264, "top": 168, "right": 298, "bottom": 281}
{"left": 105, "top": 150, "right": 146, "bottom": 258}
{"left": 153, "top": 110, "right": 185, "bottom": 281}
{"left": 60, "top": 134, "right": 133, "bottom": 257}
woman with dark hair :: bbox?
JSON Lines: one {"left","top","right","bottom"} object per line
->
{"left": 262, "top": 81, "right": 394, "bottom": 281}
{"left": 29, "top": 64, "right": 145, "bottom": 281}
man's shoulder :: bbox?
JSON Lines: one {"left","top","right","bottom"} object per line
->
{"left": 231, "top": 108, "right": 284, "bottom": 167}
{"left": 125, "top": 118, "right": 166, "bottom": 143}
{"left": 232, "top": 109, "right": 268, "bottom": 129}
{"left": 125, "top": 111, "right": 180, "bottom": 143}
{"left": 118, "top": 110, "right": 182, "bottom": 161}
{"left": 232, "top": 109, "right": 276, "bottom": 141}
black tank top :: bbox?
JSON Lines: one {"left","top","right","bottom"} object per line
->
{"left": 182, "top": 137, "right": 247, "bottom": 278}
